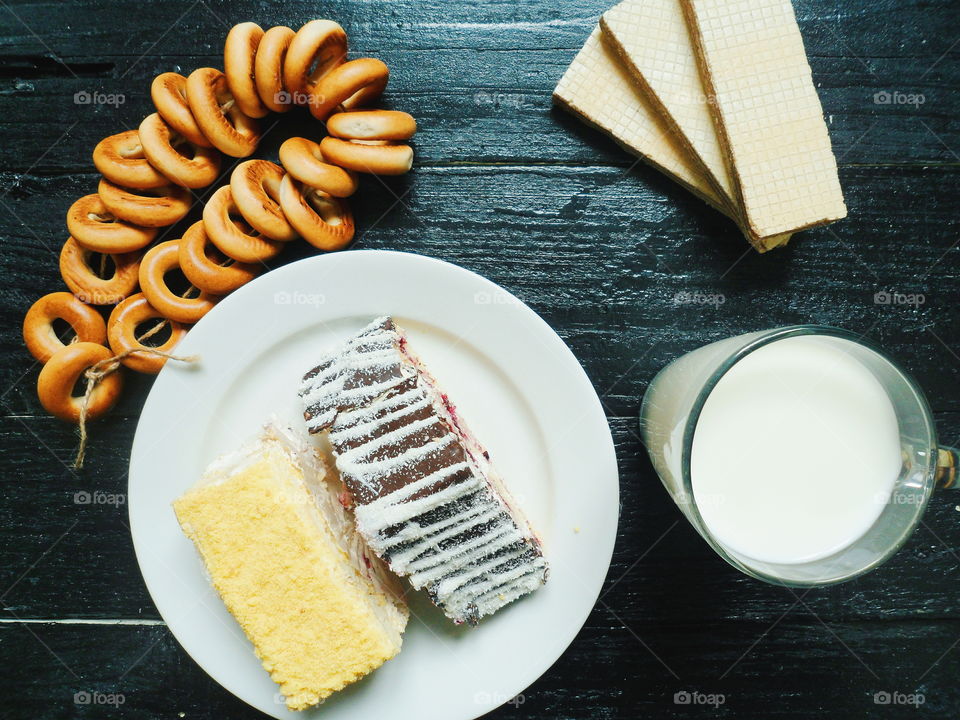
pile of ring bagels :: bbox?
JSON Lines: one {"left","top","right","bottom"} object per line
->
{"left": 22, "top": 19, "right": 416, "bottom": 427}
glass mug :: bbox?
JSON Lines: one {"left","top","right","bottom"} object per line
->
{"left": 639, "top": 325, "right": 958, "bottom": 587}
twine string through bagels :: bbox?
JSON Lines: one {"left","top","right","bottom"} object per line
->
{"left": 74, "top": 345, "right": 199, "bottom": 469}
{"left": 73, "top": 293, "right": 200, "bottom": 469}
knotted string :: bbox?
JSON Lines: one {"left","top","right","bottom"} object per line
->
{"left": 73, "top": 319, "right": 199, "bottom": 468}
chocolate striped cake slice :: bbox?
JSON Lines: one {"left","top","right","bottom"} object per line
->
{"left": 300, "top": 317, "right": 548, "bottom": 624}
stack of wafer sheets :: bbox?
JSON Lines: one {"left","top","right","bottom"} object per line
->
{"left": 554, "top": 0, "right": 846, "bottom": 252}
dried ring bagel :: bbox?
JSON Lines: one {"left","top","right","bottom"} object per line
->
{"left": 203, "top": 186, "right": 283, "bottom": 263}
{"left": 224, "top": 22, "right": 269, "bottom": 118}
{"left": 139, "top": 240, "right": 219, "bottom": 324}
{"left": 318, "top": 137, "right": 414, "bottom": 175}
{"left": 23, "top": 292, "right": 107, "bottom": 363}
{"left": 179, "top": 221, "right": 259, "bottom": 295}
{"left": 255, "top": 25, "right": 296, "bottom": 113}
{"left": 107, "top": 293, "right": 187, "bottom": 374}
{"left": 139, "top": 113, "right": 221, "bottom": 189}
{"left": 60, "top": 236, "right": 141, "bottom": 306}
{"left": 187, "top": 67, "right": 261, "bottom": 158}
{"left": 283, "top": 19, "right": 348, "bottom": 102}
{"left": 278, "top": 174, "right": 355, "bottom": 251}
{"left": 308, "top": 58, "right": 389, "bottom": 120}
{"left": 151, "top": 72, "right": 212, "bottom": 148}
{"left": 92, "top": 131, "right": 168, "bottom": 190}
{"left": 37, "top": 342, "right": 123, "bottom": 422}
{"left": 278, "top": 137, "right": 358, "bottom": 197}
{"left": 327, "top": 110, "right": 417, "bottom": 141}
{"left": 230, "top": 160, "right": 297, "bottom": 241}
{"left": 67, "top": 194, "right": 157, "bottom": 253}
{"left": 97, "top": 178, "right": 191, "bottom": 228}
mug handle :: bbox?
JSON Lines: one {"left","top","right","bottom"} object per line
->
{"left": 936, "top": 447, "right": 958, "bottom": 489}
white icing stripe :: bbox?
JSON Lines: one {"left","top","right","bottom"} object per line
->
{"left": 336, "top": 387, "right": 425, "bottom": 427}
{"left": 355, "top": 461, "right": 471, "bottom": 522}
{"left": 446, "top": 562, "right": 547, "bottom": 617}
{"left": 337, "top": 434, "right": 458, "bottom": 489}
{"left": 434, "top": 547, "right": 527, "bottom": 602}
{"left": 305, "top": 408, "right": 336, "bottom": 430}
{"left": 387, "top": 505, "right": 504, "bottom": 569}
{"left": 304, "top": 377, "right": 409, "bottom": 433}
{"left": 468, "top": 567, "right": 548, "bottom": 619}
{"left": 302, "top": 346, "right": 399, "bottom": 390}
{"left": 301, "top": 317, "right": 392, "bottom": 379}
{"left": 377, "top": 499, "right": 491, "bottom": 551}
{"left": 323, "top": 323, "right": 392, "bottom": 358}
{"left": 443, "top": 565, "right": 543, "bottom": 617}
{"left": 403, "top": 519, "right": 513, "bottom": 576}
{"left": 406, "top": 524, "right": 521, "bottom": 585}
{"left": 357, "top": 471, "right": 480, "bottom": 533}
{"left": 337, "top": 376, "right": 406, "bottom": 401}
{"left": 300, "top": 356, "right": 379, "bottom": 398}
{"left": 461, "top": 555, "right": 545, "bottom": 601}
{"left": 301, "top": 372, "right": 355, "bottom": 412}
{"left": 345, "top": 329, "right": 393, "bottom": 350}
{"left": 337, "top": 414, "right": 445, "bottom": 463}
{"left": 330, "top": 396, "right": 432, "bottom": 444}
{"left": 303, "top": 371, "right": 404, "bottom": 416}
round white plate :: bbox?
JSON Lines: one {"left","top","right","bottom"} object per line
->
{"left": 129, "top": 250, "right": 619, "bottom": 719}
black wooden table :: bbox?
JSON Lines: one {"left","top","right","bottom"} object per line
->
{"left": 1, "top": 1, "right": 958, "bottom": 718}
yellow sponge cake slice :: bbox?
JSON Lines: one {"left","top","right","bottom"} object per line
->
{"left": 173, "top": 423, "right": 409, "bottom": 711}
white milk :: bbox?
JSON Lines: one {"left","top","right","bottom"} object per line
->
{"left": 691, "top": 336, "right": 902, "bottom": 565}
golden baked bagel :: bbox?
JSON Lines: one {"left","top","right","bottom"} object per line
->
{"left": 23, "top": 292, "right": 107, "bottom": 363}
{"left": 278, "top": 174, "right": 355, "bottom": 251}
{"left": 37, "top": 342, "right": 123, "bottom": 422}
{"left": 107, "top": 293, "right": 188, "bottom": 374}
{"left": 59, "top": 236, "right": 141, "bottom": 306}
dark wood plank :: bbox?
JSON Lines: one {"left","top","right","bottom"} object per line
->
{"left": 0, "top": 51, "right": 956, "bottom": 169}
{"left": 2, "top": 164, "right": 958, "bottom": 419}
{"left": 1, "top": 615, "right": 958, "bottom": 720}
{"left": 0, "top": 1, "right": 957, "bottom": 170}
{"left": 1, "top": 0, "right": 959, "bottom": 717}
{"left": 1, "top": 0, "right": 955, "bottom": 64}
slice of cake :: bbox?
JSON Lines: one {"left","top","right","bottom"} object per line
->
{"left": 173, "top": 422, "right": 408, "bottom": 711}
{"left": 299, "top": 317, "right": 548, "bottom": 625}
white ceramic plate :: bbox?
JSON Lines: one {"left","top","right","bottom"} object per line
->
{"left": 129, "top": 250, "right": 619, "bottom": 719}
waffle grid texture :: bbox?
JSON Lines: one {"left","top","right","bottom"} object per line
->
{"left": 602, "top": 0, "right": 734, "bottom": 206}
{"left": 681, "top": 0, "right": 846, "bottom": 237}
{"left": 553, "top": 27, "right": 726, "bottom": 212}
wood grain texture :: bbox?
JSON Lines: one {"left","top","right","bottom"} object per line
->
{"left": 0, "top": 0, "right": 958, "bottom": 718}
